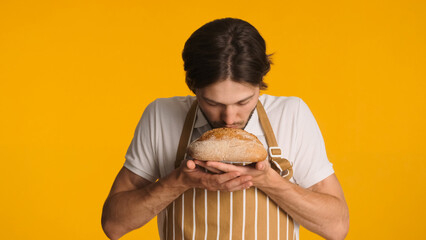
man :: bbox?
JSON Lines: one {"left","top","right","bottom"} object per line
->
{"left": 102, "top": 18, "right": 349, "bottom": 240}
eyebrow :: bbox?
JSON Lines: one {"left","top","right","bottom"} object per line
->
{"left": 202, "top": 93, "right": 256, "bottom": 105}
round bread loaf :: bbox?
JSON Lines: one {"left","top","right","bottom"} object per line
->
{"left": 187, "top": 128, "right": 267, "bottom": 163}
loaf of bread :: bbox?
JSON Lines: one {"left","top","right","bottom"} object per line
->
{"left": 187, "top": 128, "right": 267, "bottom": 163}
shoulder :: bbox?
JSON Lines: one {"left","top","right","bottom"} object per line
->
{"left": 138, "top": 96, "right": 196, "bottom": 132}
{"left": 145, "top": 96, "right": 196, "bottom": 116}
{"left": 259, "top": 94, "right": 318, "bottom": 132}
{"left": 259, "top": 94, "right": 304, "bottom": 116}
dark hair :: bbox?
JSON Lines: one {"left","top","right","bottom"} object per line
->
{"left": 182, "top": 18, "right": 272, "bottom": 93}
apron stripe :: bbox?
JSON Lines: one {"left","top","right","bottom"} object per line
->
{"left": 206, "top": 190, "right": 218, "bottom": 240}
{"left": 164, "top": 205, "right": 168, "bottom": 240}
{"left": 194, "top": 188, "right": 205, "bottom": 240}
{"left": 232, "top": 190, "right": 243, "bottom": 240}
{"left": 269, "top": 197, "right": 277, "bottom": 240}
{"left": 257, "top": 189, "right": 267, "bottom": 239}
{"left": 182, "top": 193, "right": 184, "bottom": 240}
{"left": 173, "top": 201, "right": 175, "bottom": 240}
{"left": 267, "top": 196, "right": 270, "bottom": 240}
{"left": 219, "top": 191, "right": 230, "bottom": 240}
{"left": 277, "top": 206, "right": 280, "bottom": 240}
{"left": 255, "top": 187, "right": 258, "bottom": 240}
{"left": 216, "top": 190, "right": 220, "bottom": 240}
{"left": 286, "top": 214, "right": 289, "bottom": 240}
{"left": 175, "top": 196, "right": 181, "bottom": 240}
{"left": 184, "top": 190, "right": 194, "bottom": 240}
{"left": 192, "top": 188, "right": 196, "bottom": 240}
{"left": 279, "top": 204, "right": 287, "bottom": 240}
{"left": 244, "top": 188, "right": 254, "bottom": 240}
{"left": 229, "top": 191, "right": 233, "bottom": 240}
{"left": 204, "top": 189, "right": 208, "bottom": 240}
{"left": 242, "top": 189, "right": 246, "bottom": 240}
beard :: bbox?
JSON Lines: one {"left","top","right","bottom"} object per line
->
{"left": 199, "top": 107, "right": 256, "bottom": 130}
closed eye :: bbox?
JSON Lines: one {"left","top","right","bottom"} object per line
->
{"left": 206, "top": 101, "right": 219, "bottom": 107}
{"left": 237, "top": 101, "right": 250, "bottom": 106}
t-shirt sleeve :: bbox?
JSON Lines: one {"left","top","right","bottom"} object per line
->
{"left": 123, "top": 101, "right": 160, "bottom": 182}
{"left": 292, "top": 98, "right": 334, "bottom": 188}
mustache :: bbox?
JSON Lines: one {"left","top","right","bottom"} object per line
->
{"left": 211, "top": 121, "right": 245, "bottom": 128}
{"left": 197, "top": 106, "right": 256, "bottom": 129}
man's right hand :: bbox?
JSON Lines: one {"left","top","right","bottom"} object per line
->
{"left": 177, "top": 159, "right": 253, "bottom": 192}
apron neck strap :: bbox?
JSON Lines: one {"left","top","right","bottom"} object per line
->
{"left": 174, "top": 99, "right": 198, "bottom": 168}
{"left": 256, "top": 100, "right": 293, "bottom": 179}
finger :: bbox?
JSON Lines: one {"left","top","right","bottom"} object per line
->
{"left": 207, "top": 168, "right": 224, "bottom": 174}
{"left": 256, "top": 161, "right": 265, "bottom": 170}
{"left": 202, "top": 174, "right": 251, "bottom": 191}
{"left": 214, "top": 171, "right": 243, "bottom": 184}
{"left": 205, "top": 161, "right": 245, "bottom": 173}
{"left": 222, "top": 177, "right": 253, "bottom": 192}
{"left": 256, "top": 159, "right": 272, "bottom": 171}
{"left": 195, "top": 160, "right": 223, "bottom": 174}
{"left": 195, "top": 160, "right": 219, "bottom": 168}
{"left": 202, "top": 166, "right": 224, "bottom": 174}
{"left": 227, "top": 181, "right": 253, "bottom": 192}
{"left": 186, "top": 160, "right": 196, "bottom": 170}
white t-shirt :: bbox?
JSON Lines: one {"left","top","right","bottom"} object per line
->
{"left": 124, "top": 94, "right": 334, "bottom": 239}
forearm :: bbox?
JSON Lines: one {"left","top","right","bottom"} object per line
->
{"left": 102, "top": 170, "right": 188, "bottom": 240}
{"left": 259, "top": 174, "right": 349, "bottom": 240}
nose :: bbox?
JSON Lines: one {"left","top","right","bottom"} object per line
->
{"left": 221, "top": 105, "right": 237, "bottom": 126}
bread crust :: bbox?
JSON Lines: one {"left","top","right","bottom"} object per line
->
{"left": 187, "top": 128, "right": 267, "bottom": 162}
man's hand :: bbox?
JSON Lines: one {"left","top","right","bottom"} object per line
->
{"left": 193, "top": 159, "right": 275, "bottom": 188}
{"left": 177, "top": 159, "right": 253, "bottom": 192}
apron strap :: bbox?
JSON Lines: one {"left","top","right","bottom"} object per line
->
{"left": 174, "top": 99, "right": 198, "bottom": 168}
{"left": 256, "top": 101, "right": 293, "bottom": 179}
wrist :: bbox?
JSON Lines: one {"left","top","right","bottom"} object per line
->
{"left": 257, "top": 168, "right": 292, "bottom": 192}
{"left": 161, "top": 168, "right": 191, "bottom": 193}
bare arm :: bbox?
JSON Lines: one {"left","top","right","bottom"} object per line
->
{"left": 199, "top": 160, "right": 350, "bottom": 240}
{"left": 261, "top": 172, "right": 349, "bottom": 240}
{"left": 101, "top": 167, "right": 186, "bottom": 240}
{"left": 101, "top": 161, "right": 252, "bottom": 240}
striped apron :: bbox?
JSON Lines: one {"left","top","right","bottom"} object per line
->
{"left": 164, "top": 100, "right": 295, "bottom": 240}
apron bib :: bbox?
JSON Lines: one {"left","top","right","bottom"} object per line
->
{"left": 164, "top": 100, "right": 294, "bottom": 240}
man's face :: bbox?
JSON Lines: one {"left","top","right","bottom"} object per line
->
{"left": 195, "top": 78, "right": 260, "bottom": 129}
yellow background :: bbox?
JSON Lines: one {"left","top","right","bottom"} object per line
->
{"left": 1, "top": 0, "right": 425, "bottom": 239}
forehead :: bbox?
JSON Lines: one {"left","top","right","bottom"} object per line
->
{"left": 196, "top": 79, "right": 259, "bottom": 104}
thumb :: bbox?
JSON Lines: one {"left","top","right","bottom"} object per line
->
{"left": 186, "top": 160, "right": 196, "bottom": 170}
{"left": 256, "top": 161, "right": 265, "bottom": 171}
